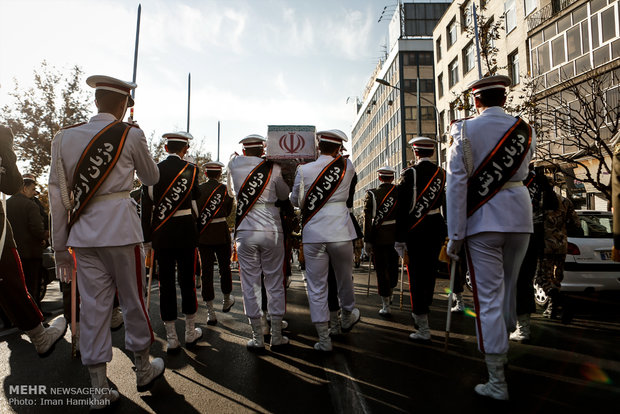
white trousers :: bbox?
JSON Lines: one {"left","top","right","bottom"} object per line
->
{"left": 235, "top": 230, "right": 285, "bottom": 319}
{"left": 303, "top": 241, "right": 355, "bottom": 323}
{"left": 465, "top": 232, "right": 529, "bottom": 355}
{"left": 75, "top": 244, "right": 153, "bottom": 366}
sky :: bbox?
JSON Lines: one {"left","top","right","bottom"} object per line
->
{"left": 0, "top": 0, "right": 397, "bottom": 166}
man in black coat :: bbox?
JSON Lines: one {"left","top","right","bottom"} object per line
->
{"left": 7, "top": 173, "right": 48, "bottom": 306}
{"left": 394, "top": 137, "right": 447, "bottom": 342}
{"left": 196, "top": 161, "right": 234, "bottom": 325}
{"left": 142, "top": 131, "right": 202, "bottom": 354}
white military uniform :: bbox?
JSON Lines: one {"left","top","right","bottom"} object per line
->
{"left": 290, "top": 154, "right": 357, "bottom": 323}
{"left": 49, "top": 112, "right": 159, "bottom": 365}
{"left": 447, "top": 106, "right": 536, "bottom": 355}
{"left": 227, "top": 155, "right": 289, "bottom": 320}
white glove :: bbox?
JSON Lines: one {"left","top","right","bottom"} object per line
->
{"left": 55, "top": 250, "right": 75, "bottom": 283}
{"left": 447, "top": 239, "right": 464, "bottom": 261}
{"left": 394, "top": 242, "right": 407, "bottom": 259}
{"left": 364, "top": 242, "right": 373, "bottom": 256}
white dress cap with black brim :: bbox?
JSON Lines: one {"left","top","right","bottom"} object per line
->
{"left": 408, "top": 136, "right": 436, "bottom": 150}
{"left": 86, "top": 75, "right": 136, "bottom": 107}
{"left": 203, "top": 161, "right": 225, "bottom": 171}
{"left": 377, "top": 165, "right": 396, "bottom": 176}
{"left": 22, "top": 173, "right": 37, "bottom": 183}
{"left": 239, "top": 134, "right": 266, "bottom": 149}
{"left": 163, "top": 131, "right": 194, "bottom": 143}
{"left": 316, "top": 129, "right": 348, "bottom": 144}
{"left": 468, "top": 74, "right": 512, "bottom": 95}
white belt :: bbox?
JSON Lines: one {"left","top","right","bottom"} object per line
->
{"left": 329, "top": 202, "right": 347, "bottom": 207}
{"left": 91, "top": 191, "right": 131, "bottom": 204}
{"left": 501, "top": 181, "right": 524, "bottom": 190}
{"left": 427, "top": 208, "right": 440, "bottom": 215}
{"left": 210, "top": 217, "right": 227, "bottom": 223}
{"left": 173, "top": 209, "right": 192, "bottom": 217}
{"left": 381, "top": 220, "right": 396, "bottom": 226}
{"left": 251, "top": 202, "right": 275, "bottom": 210}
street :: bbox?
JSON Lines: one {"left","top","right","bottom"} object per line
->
{"left": 1, "top": 260, "right": 619, "bottom": 413}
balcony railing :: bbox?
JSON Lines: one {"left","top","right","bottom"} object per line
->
{"left": 527, "top": 0, "right": 580, "bottom": 31}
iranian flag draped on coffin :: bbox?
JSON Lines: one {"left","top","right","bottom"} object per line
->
{"left": 266, "top": 125, "right": 317, "bottom": 161}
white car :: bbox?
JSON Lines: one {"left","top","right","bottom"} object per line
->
{"left": 533, "top": 210, "right": 620, "bottom": 306}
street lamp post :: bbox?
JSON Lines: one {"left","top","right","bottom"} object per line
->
{"left": 375, "top": 78, "right": 443, "bottom": 167}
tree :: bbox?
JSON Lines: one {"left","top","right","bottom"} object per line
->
{"left": 530, "top": 71, "right": 620, "bottom": 205}
{"left": 1, "top": 61, "right": 91, "bottom": 177}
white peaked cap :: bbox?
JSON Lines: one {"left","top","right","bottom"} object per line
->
{"left": 316, "top": 129, "right": 348, "bottom": 144}
{"left": 377, "top": 165, "right": 396, "bottom": 175}
{"left": 239, "top": 134, "right": 266, "bottom": 148}
{"left": 203, "top": 161, "right": 225, "bottom": 171}
{"left": 468, "top": 74, "right": 512, "bottom": 95}
{"left": 408, "top": 136, "right": 436, "bottom": 150}
{"left": 163, "top": 131, "right": 194, "bottom": 143}
{"left": 86, "top": 75, "right": 136, "bottom": 107}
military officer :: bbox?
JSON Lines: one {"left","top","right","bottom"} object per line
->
{"left": 290, "top": 129, "right": 360, "bottom": 352}
{"left": 364, "top": 165, "right": 399, "bottom": 315}
{"left": 227, "top": 134, "right": 290, "bottom": 350}
{"left": 445, "top": 75, "right": 535, "bottom": 400}
{"left": 49, "top": 75, "right": 164, "bottom": 408}
{"left": 394, "top": 137, "right": 447, "bottom": 340}
{"left": 141, "top": 131, "right": 203, "bottom": 354}
{"left": 197, "top": 161, "right": 235, "bottom": 326}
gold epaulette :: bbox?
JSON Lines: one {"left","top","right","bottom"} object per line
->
{"left": 61, "top": 122, "right": 87, "bottom": 130}
{"left": 614, "top": 142, "right": 620, "bottom": 155}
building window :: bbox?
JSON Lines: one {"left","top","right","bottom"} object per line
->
{"left": 438, "top": 73, "right": 444, "bottom": 98}
{"left": 551, "top": 36, "right": 566, "bottom": 67}
{"left": 463, "top": 42, "right": 475, "bottom": 74}
{"left": 460, "top": 2, "right": 472, "bottom": 31}
{"left": 509, "top": 50, "right": 520, "bottom": 85}
{"left": 449, "top": 58, "right": 459, "bottom": 87}
{"left": 505, "top": 0, "right": 516, "bottom": 34}
{"left": 524, "top": 0, "right": 536, "bottom": 17}
{"left": 447, "top": 18, "right": 457, "bottom": 48}
{"left": 602, "top": 6, "right": 617, "bottom": 43}
{"left": 566, "top": 25, "right": 581, "bottom": 61}
{"left": 436, "top": 37, "right": 442, "bottom": 62}
{"left": 403, "top": 79, "right": 434, "bottom": 93}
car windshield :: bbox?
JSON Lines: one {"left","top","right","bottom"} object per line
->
{"left": 571, "top": 213, "right": 613, "bottom": 238}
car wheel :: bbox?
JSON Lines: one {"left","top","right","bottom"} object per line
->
{"left": 533, "top": 280, "right": 548, "bottom": 307}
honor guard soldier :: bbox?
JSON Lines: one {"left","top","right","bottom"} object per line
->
{"left": 227, "top": 134, "right": 290, "bottom": 350}
{"left": 445, "top": 75, "right": 535, "bottom": 400}
{"left": 197, "top": 161, "right": 235, "bottom": 325}
{"left": 613, "top": 139, "right": 620, "bottom": 261}
{"left": 142, "top": 131, "right": 203, "bottom": 354}
{"left": 394, "top": 137, "right": 447, "bottom": 340}
{"left": 363, "top": 165, "right": 399, "bottom": 315}
{"left": 0, "top": 126, "right": 67, "bottom": 358}
{"left": 290, "top": 129, "right": 361, "bottom": 352}
{"left": 49, "top": 75, "right": 164, "bottom": 408}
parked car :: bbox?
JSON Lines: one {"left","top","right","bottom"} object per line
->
{"left": 533, "top": 210, "right": 620, "bottom": 306}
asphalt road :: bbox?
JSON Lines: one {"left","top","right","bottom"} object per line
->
{"left": 1, "top": 260, "right": 619, "bottom": 413}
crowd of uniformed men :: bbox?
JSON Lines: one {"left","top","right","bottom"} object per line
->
{"left": 0, "top": 72, "right": 619, "bottom": 410}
